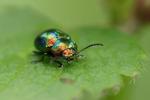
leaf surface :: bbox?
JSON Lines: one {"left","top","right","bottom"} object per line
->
{"left": 0, "top": 7, "right": 145, "bottom": 100}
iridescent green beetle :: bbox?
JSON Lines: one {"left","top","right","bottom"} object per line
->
{"left": 34, "top": 29, "right": 103, "bottom": 67}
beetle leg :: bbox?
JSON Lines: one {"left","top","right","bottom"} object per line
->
{"left": 66, "top": 58, "right": 74, "bottom": 63}
{"left": 33, "top": 51, "right": 44, "bottom": 55}
{"left": 78, "top": 54, "right": 84, "bottom": 58}
{"left": 54, "top": 60, "right": 64, "bottom": 68}
{"left": 74, "top": 54, "right": 84, "bottom": 61}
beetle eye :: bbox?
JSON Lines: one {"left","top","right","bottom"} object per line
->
{"left": 63, "top": 49, "right": 74, "bottom": 57}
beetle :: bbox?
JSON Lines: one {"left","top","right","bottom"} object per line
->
{"left": 33, "top": 29, "right": 103, "bottom": 67}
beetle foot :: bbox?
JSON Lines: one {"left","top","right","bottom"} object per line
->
{"left": 55, "top": 60, "right": 64, "bottom": 68}
{"left": 33, "top": 51, "right": 44, "bottom": 55}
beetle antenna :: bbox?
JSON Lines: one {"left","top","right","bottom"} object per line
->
{"left": 78, "top": 43, "right": 103, "bottom": 54}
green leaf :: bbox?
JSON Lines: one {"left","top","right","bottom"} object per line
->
{"left": 105, "top": 25, "right": 150, "bottom": 100}
{"left": 0, "top": 7, "right": 145, "bottom": 100}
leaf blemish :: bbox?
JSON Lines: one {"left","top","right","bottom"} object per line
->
{"left": 60, "top": 77, "right": 75, "bottom": 84}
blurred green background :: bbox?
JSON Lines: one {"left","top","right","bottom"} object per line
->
{"left": 0, "top": 0, "right": 150, "bottom": 100}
